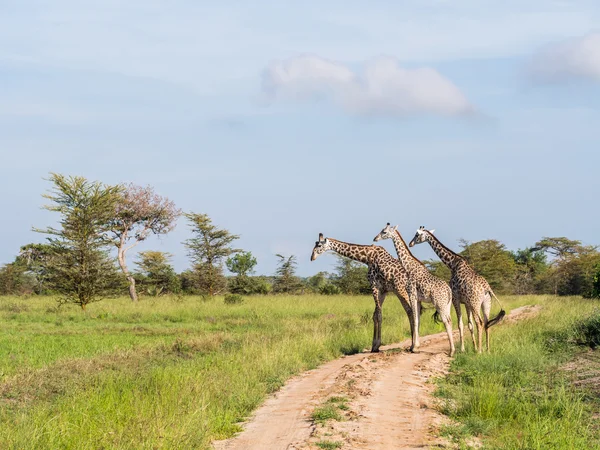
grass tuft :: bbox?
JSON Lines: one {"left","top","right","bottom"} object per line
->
{"left": 224, "top": 294, "right": 244, "bottom": 305}
{"left": 312, "top": 404, "right": 342, "bottom": 423}
{"left": 572, "top": 309, "right": 600, "bottom": 349}
{"left": 326, "top": 396, "right": 350, "bottom": 410}
{"left": 311, "top": 395, "right": 350, "bottom": 424}
{"left": 316, "top": 440, "right": 342, "bottom": 449}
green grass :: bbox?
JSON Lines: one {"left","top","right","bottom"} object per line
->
{"left": 316, "top": 440, "right": 343, "bottom": 449}
{"left": 436, "top": 297, "right": 600, "bottom": 449}
{"left": 312, "top": 404, "right": 343, "bottom": 423}
{"left": 0, "top": 293, "right": 589, "bottom": 449}
{"left": 0, "top": 293, "right": 466, "bottom": 449}
{"left": 311, "top": 396, "right": 350, "bottom": 424}
{"left": 327, "top": 395, "right": 350, "bottom": 411}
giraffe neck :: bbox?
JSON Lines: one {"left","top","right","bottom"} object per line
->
{"left": 390, "top": 230, "right": 423, "bottom": 273}
{"left": 328, "top": 239, "right": 373, "bottom": 265}
{"left": 424, "top": 232, "right": 462, "bottom": 270}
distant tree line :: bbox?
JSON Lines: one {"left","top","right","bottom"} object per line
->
{"left": 424, "top": 237, "right": 600, "bottom": 299}
{"left": 0, "top": 174, "right": 307, "bottom": 306}
{"left": 0, "top": 173, "right": 599, "bottom": 305}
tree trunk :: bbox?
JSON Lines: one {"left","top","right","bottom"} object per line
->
{"left": 127, "top": 275, "right": 138, "bottom": 301}
{"left": 118, "top": 245, "right": 138, "bottom": 302}
{"left": 208, "top": 263, "right": 214, "bottom": 296}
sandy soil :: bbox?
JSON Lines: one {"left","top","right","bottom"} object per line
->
{"left": 213, "top": 305, "right": 540, "bottom": 450}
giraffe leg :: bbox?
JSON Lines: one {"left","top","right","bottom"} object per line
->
{"left": 466, "top": 307, "right": 477, "bottom": 351}
{"left": 409, "top": 296, "right": 420, "bottom": 352}
{"left": 414, "top": 302, "right": 422, "bottom": 349}
{"left": 370, "top": 287, "right": 385, "bottom": 352}
{"left": 473, "top": 310, "right": 484, "bottom": 354}
{"left": 395, "top": 291, "right": 414, "bottom": 353}
{"left": 452, "top": 296, "right": 465, "bottom": 352}
{"left": 450, "top": 282, "right": 464, "bottom": 353}
{"left": 439, "top": 302, "right": 455, "bottom": 357}
{"left": 482, "top": 295, "right": 492, "bottom": 352}
{"left": 376, "top": 292, "right": 387, "bottom": 350}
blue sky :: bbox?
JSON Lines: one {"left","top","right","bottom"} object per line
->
{"left": 1, "top": 1, "right": 599, "bottom": 276}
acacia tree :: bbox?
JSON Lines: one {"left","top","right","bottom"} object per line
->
{"left": 272, "top": 254, "right": 303, "bottom": 294}
{"left": 423, "top": 259, "right": 451, "bottom": 283}
{"left": 226, "top": 251, "right": 257, "bottom": 277}
{"left": 534, "top": 237, "right": 583, "bottom": 260}
{"left": 332, "top": 255, "right": 371, "bottom": 295}
{"left": 306, "top": 271, "right": 340, "bottom": 295}
{"left": 226, "top": 251, "right": 258, "bottom": 294}
{"left": 0, "top": 259, "right": 34, "bottom": 296}
{"left": 459, "top": 239, "right": 517, "bottom": 293}
{"left": 534, "top": 237, "right": 597, "bottom": 295}
{"left": 183, "top": 213, "right": 240, "bottom": 296}
{"left": 109, "top": 184, "right": 181, "bottom": 301}
{"left": 511, "top": 247, "right": 549, "bottom": 294}
{"left": 135, "top": 251, "right": 180, "bottom": 296}
{"left": 35, "top": 174, "right": 123, "bottom": 310}
{"left": 558, "top": 248, "right": 600, "bottom": 297}
{"left": 19, "top": 243, "right": 56, "bottom": 294}
{"left": 593, "top": 265, "right": 600, "bottom": 299}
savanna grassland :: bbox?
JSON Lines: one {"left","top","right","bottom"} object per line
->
{"left": 0, "top": 294, "right": 599, "bottom": 449}
{"left": 437, "top": 296, "right": 600, "bottom": 449}
{"left": 0, "top": 293, "right": 435, "bottom": 449}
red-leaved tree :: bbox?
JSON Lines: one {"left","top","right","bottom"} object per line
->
{"left": 110, "top": 184, "right": 181, "bottom": 301}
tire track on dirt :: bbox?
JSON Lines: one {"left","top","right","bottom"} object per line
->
{"left": 212, "top": 305, "right": 540, "bottom": 450}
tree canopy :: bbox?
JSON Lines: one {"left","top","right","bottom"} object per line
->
{"left": 110, "top": 183, "right": 180, "bottom": 301}
{"left": 272, "top": 254, "right": 303, "bottom": 294}
{"left": 135, "top": 251, "right": 181, "bottom": 296}
{"left": 458, "top": 239, "right": 516, "bottom": 293}
{"left": 183, "top": 213, "right": 240, "bottom": 296}
{"left": 34, "top": 174, "right": 123, "bottom": 309}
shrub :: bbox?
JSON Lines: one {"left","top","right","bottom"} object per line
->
{"left": 316, "top": 441, "right": 342, "bottom": 449}
{"left": 311, "top": 404, "right": 341, "bottom": 423}
{"left": 224, "top": 294, "right": 244, "bottom": 305}
{"left": 319, "top": 284, "right": 340, "bottom": 295}
{"left": 250, "top": 277, "right": 272, "bottom": 295}
{"left": 572, "top": 310, "right": 600, "bottom": 349}
{"left": 228, "top": 276, "right": 272, "bottom": 295}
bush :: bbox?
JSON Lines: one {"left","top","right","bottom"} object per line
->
{"left": 224, "top": 294, "right": 244, "bottom": 305}
{"left": 228, "top": 276, "right": 272, "bottom": 295}
{"left": 592, "top": 265, "right": 600, "bottom": 299}
{"left": 252, "top": 278, "right": 272, "bottom": 295}
{"left": 572, "top": 310, "right": 600, "bottom": 349}
{"left": 333, "top": 256, "right": 371, "bottom": 295}
{"left": 227, "top": 277, "right": 251, "bottom": 295}
{"left": 319, "top": 284, "right": 341, "bottom": 295}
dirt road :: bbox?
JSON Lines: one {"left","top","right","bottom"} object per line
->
{"left": 213, "top": 305, "right": 540, "bottom": 450}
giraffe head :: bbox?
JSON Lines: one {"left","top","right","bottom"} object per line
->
{"left": 373, "top": 223, "right": 397, "bottom": 242}
{"left": 310, "top": 233, "right": 332, "bottom": 261}
{"left": 409, "top": 226, "right": 435, "bottom": 247}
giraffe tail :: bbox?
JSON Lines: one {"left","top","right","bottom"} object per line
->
{"left": 432, "top": 310, "right": 442, "bottom": 325}
{"left": 486, "top": 290, "right": 506, "bottom": 329}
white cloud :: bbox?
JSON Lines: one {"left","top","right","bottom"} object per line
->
{"left": 262, "top": 55, "right": 474, "bottom": 117}
{"left": 528, "top": 32, "right": 600, "bottom": 82}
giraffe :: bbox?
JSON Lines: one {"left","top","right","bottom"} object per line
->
{"left": 373, "top": 223, "right": 456, "bottom": 357}
{"left": 409, "top": 226, "right": 505, "bottom": 353}
{"left": 311, "top": 233, "right": 420, "bottom": 353}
